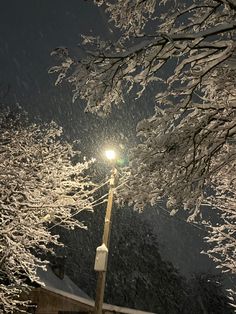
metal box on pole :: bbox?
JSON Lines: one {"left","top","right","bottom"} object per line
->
{"left": 94, "top": 244, "right": 108, "bottom": 272}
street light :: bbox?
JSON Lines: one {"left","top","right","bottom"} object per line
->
{"left": 94, "top": 149, "right": 118, "bottom": 314}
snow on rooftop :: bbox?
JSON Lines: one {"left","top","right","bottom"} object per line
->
{"left": 36, "top": 266, "right": 91, "bottom": 300}
{"left": 36, "top": 266, "right": 155, "bottom": 314}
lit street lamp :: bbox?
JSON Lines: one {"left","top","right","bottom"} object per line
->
{"left": 104, "top": 149, "right": 116, "bottom": 161}
{"left": 94, "top": 149, "right": 118, "bottom": 314}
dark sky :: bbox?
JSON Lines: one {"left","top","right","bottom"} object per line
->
{"left": 0, "top": 0, "right": 217, "bottom": 276}
{"left": 0, "top": 0, "right": 152, "bottom": 156}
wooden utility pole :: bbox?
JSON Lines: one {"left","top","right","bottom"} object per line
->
{"left": 94, "top": 168, "right": 118, "bottom": 314}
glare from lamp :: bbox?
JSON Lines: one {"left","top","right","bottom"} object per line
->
{"left": 105, "top": 149, "right": 116, "bottom": 161}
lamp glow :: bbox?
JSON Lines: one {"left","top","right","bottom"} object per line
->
{"left": 105, "top": 149, "right": 116, "bottom": 160}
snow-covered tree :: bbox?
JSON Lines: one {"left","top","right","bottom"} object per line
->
{"left": 49, "top": 1, "right": 236, "bottom": 273}
{"left": 0, "top": 109, "right": 94, "bottom": 313}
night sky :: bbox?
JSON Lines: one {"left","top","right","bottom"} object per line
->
{"left": 0, "top": 0, "right": 216, "bottom": 276}
{"left": 0, "top": 0, "right": 152, "bottom": 156}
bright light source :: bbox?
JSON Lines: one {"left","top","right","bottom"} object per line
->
{"left": 105, "top": 149, "right": 116, "bottom": 160}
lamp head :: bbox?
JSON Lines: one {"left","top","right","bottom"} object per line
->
{"left": 104, "top": 149, "right": 116, "bottom": 161}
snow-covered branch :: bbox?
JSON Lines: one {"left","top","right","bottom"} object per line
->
{"left": 50, "top": 0, "right": 236, "bottom": 115}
